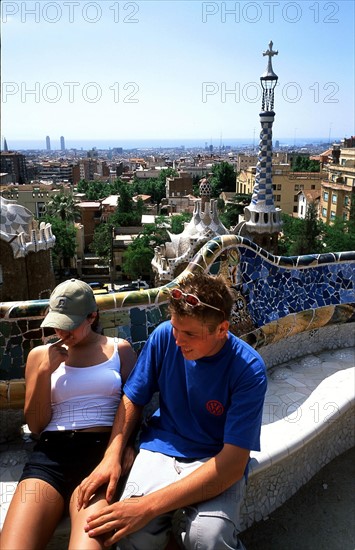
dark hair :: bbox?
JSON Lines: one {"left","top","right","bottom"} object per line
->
{"left": 168, "top": 272, "right": 234, "bottom": 327}
{"left": 88, "top": 310, "right": 102, "bottom": 334}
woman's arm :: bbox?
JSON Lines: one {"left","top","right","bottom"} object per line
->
{"left": 24, "top": 339, "right": 69, "bottom": 434}
{"left": 118, "top": 338, "right": 137, "bottom": 384}
{"left": 117, "top": 338, "right": 139, "bottom": 474}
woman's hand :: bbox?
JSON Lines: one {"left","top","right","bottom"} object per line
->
{"left": 42, "top": 338, "right": 69, "bottom": 374}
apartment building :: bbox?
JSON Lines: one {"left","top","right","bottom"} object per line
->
{"left": 35, "top": 160, "right": 74, "bottom": 183}
{"left": 0, "top": 183, "right": 72, "bottom": 219}
{"left": 237, "top": 163, "right": 323, "bottom": 216}
{"left": 72, "top": 159, "right": 110, "bottom": 184}
{"left": 319, "top": 139, "right": 355, "bottom": 224}
{"left": 0, "top": 152, "right": 28, "bottom": 184}
{"left": 165, "top": 172, "right": 194, "bottom": 213}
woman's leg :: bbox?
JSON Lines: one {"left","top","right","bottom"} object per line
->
{"left": 0, "top": 478, "right": 65, "bottom": 550}
{"left": 68, "top": 485, "right": 113, "bottom": 550}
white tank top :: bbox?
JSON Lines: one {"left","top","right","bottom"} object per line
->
{"left": 44, "top": 338, "right": 122, "bottom": 432}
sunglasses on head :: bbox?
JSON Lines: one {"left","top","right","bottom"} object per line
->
{"left": 169, "top": 288, "right": 224, "bottom": 314}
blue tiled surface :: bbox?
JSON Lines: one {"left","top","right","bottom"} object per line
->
{"left": 1, "top": 236, "right": 354, "bottom": 382}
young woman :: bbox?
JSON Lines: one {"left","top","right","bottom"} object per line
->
{"left": 1, "top": 279, "right": 137, "bottom": 550}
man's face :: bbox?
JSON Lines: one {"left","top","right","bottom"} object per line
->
{"left": 170, "top": 314, "right": 228, "bottom": 361}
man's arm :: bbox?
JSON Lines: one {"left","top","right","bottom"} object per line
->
{"left": 84, "top": 443, "right": 249, "bottom": 543}
{"left": 77, "top": 395, "right": 142, "bottom": 509}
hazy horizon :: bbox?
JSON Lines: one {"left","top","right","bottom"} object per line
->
{"left": 4, "top": 136, "right": 344, "bottom": 152}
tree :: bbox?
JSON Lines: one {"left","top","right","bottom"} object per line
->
{"left": 322, "top": 216, "right": 355, "bottom": 252}
{"left": 209, "top": 162, "right": 236, "bottom": 197}
{"left": 101, "top": 183, "right": 144, "bottom": 227}
{"left": 170, "top": 212, "right": 192, "bottom": 234}
{"left": 46, "top": 192, "right": 81, "bottom": 222}
{"left": 89, "top": 223, "right": 112, "bottom": 264}
{"left": 76, "top": 179, "right": 112, "bottom": 200}
{"left": 289, "top": 202, "right": 324, "bottom": 255}
{"left": 122, "top": 223, "right": 168, "bottom": 280}
{"left": 132, "top": 168, "right": 178, "bottom": 205}
{"left": 219, "top": 193, "right": 252, "bottom": 229}
{"left": 292, "top": 156, "right": 320, "bottom": 172}
{"left": 44, "top": 216, "right": 77, "bottom": 271}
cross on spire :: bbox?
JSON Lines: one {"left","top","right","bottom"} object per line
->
{"left": 263, "top": 41, "right": 278, "bottom": 60}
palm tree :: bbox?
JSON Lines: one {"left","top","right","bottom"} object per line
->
{"left": 46, "top": 192, "right": 81, "bottom": 223}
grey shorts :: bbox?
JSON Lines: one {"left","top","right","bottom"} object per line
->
{"left": 117, "top": 449, "right": 246, "bottom": 550}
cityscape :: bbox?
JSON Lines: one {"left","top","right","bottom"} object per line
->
{"left": 0, "top": 2, "right": 354, "bottom": 546}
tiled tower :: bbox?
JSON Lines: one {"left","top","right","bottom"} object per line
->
{"left": 243, "top": 41, "right": 282, "bottom": 253}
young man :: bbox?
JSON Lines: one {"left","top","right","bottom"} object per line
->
{"left": 78, "top": 272, "right": 267, "bottom": 549}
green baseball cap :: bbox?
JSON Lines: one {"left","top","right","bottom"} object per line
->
{"left": 41, "top": 279, "right": 97, "bottom": 331}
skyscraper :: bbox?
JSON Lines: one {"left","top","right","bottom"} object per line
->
{"left": 46, "top": 136, "right": 51, "bottom": 151}
{"left": 60, "top": 136, "right": 65, "bottom": 150}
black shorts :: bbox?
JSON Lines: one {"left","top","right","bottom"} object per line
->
{"left": 19, "top": 431, "right": 111, "bottom": 504}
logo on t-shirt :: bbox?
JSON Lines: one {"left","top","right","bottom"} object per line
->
{"left": 206, "top": 400, "right": 224, "bottom": 416}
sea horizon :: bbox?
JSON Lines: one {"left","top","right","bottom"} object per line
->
{"left": 2, "top": 137, "right": 340, "bottom": 151}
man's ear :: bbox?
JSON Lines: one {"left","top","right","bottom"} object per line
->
{"left": 217, "top": 320, "right": 229, "bottom": 338}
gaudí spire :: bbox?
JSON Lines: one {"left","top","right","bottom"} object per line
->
{"left": 243, "top": 41, "right": 282, "bottom": 253}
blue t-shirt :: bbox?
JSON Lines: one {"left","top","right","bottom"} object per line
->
{"left": 124, "top": 321, "right": 267, "bottom": 459}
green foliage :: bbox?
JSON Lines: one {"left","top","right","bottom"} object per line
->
{"left": 43, "top": 216, "right": 77, "bottom": 269}
{"left": 122, "top": 239, "right": 153, "bottom": 280}
{"left": 290, "top": 202, "right": 324, "bottom": 255}
{"left": 76, "top": 179, "right": 112, "bottom": 200}
{"left": 292, "top": 156, "right": 320, "bottom": 172}
{"left": 170, "top": 212, "right": 192, "bottom": 234}
{"left": 218, "top": 193, "right": 251, "bottom": 229}
{"left": 132, "top": 168, "right": 178, "bottom": 204}
{"left": 122, "top": 224, "right": 167, "bottom": 279}
{"left": 89, "top": 223, "right": 112, "bottom": 264}
{"left": 209, "top": 162, "right": 236, "bottom": 197}
{"left": 46, "top": 192, "right": 81, "bottom": 222}
{"left": 322, "top": 216, "right": 355, "bottom": 252}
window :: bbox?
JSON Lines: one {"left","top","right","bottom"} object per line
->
{"left": 293, "top": 206, "right": 298, "bottom": 213}
{"left": 330, "top": 211, "right": 336, "bottom": 220}
{"left": 322, "top": 208, "right": 327, "bottom": 217}
{"left": 323, "top": 192, "right": 329, "bottom": 201}
{"left": 344, "top": 196, "right": 349, "bottom": 206}
{"left": 311, "top": 185, "right": 315, "bottom": 190}
{"left": 294, "top": 185, "right": 299, "bottom": 191}
{"left": 275, "top": 195, "right": 281, "bottom": 201}
{"left": 300, "top": 206, "right": 304, "bottom": 216}
{"left": 332, "top": 194, "right": 337, "bottom": 204}
{"left": 294, "top": 195, "right": 298, "bottom": 202}
{"left": 277, "top": 184, "right": 282, "bottom": 190}
{"left": 36, "top": 202, "right": 46, "bottom": 218}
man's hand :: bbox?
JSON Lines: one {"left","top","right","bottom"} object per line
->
{"left": 77, "top": 454, "right": 121, "bottom": 510}
{"left": 84, "top": 497, "right": 153, "bottom": 546}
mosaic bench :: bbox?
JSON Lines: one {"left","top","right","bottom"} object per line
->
{"left": 1, "top": 325, "right": 354, "bottom": 541}
{"left": 1, "top": 235, "right": 355, "bottom": 539}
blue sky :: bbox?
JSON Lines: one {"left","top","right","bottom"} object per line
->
{"left": 1, "top": 0, "right": 354, "bottom": 148}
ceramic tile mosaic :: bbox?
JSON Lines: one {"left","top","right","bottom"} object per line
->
{"left": 0, "top": 235, "right": 354, "bottom": 385}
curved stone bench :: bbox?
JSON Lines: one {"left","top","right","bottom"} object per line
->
{"left": 241, "top": 344, "right": 354, "bottom": 529}
{"left": 1, "top": 339, "right": 354, "bottom": 544}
